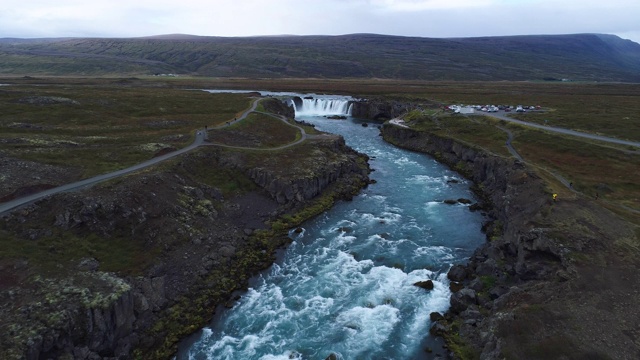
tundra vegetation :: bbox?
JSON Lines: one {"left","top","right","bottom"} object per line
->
{"left": 0, "top": 76, "right": 639, "bottom": 359}
{"left": 0, "top": 82, "right": 253, "bottom": 179}
{"left": 0, "top": 77, "right": 372, "bottom": 358}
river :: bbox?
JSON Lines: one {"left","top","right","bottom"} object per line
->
{"left": 178, "top": 94, "right": 486, "bottom": 359}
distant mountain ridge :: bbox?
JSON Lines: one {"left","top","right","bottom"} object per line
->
{"left": 0, "top": 33, "right": 639, "bottom": 81}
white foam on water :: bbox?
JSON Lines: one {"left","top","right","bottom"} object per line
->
{"left": 423, "top": 201, "right": 453, "bottom": 223}
{"left": 370, "top": 194, "right": 388, "bottom": 203}
{"left": 375, "top": 237, "right": 421, "bottom": 256}
{"left": 335, "top": 304, "right": 400, "bottom": 356}
{"left": 319, "top": 251, "right": 374, "bottom": 285}
{"left": 302, "top": 296, "right": 335, "bottom": 318}
{"left": 394, "top": 156, "right": 420, "bottom": 167}
{"left": 204, "top": 334, "right": 265, "bottom": 360}
{"left": 379, "top": 211, "right": 402, "bottom": 224}
{"left": 348, "top": 233, "right": 384, "bottom": 252}
{"left": 288, "top": 227, "right": 305, "bottom": 239}
{"left": 259, "top": 352, "right": 302, "bottom": 360}
{"left": 357, "top": 211, "right": 401, "bottom": 226}
{"left": 408, "top": 174, "right": 445, "bottom": 185}
{"left": 324, "top": 219, "right": 357, "bottom": 237}
{"left": 413, "top": 245, "right": 456, "bottom": 261}
{"left": 399, "top": 219, "right": 431, "bottom": 234}
{"left": 331, "top": 231, "right": 357, "bottom": 247}
{"left": 384, "top": 204, "right": 403, "bottom": 213}
{"left": 360, "top": 265, "right": 411, "bottom": 307}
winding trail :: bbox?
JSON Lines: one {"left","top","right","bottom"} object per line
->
{"left": 203, "top": 110, "right": 310, "bottom": 151}
{"left": 485, "top": 111, "right": 640, "bottom": 148}
{"left": 482, "top": 117, "right": 640, "bottom": 214}
{"left": 391, "top": 113, "right": 640, "bottom": 215}
{"left": 0, "top": 98, "right": 305, "bottom": 215}
{"left": 496, "top": 125, "right": 523, "bottom": 162}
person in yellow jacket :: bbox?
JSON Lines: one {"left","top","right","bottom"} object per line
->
{"left": 552, "top": 193, "right": 558, "bottom": 202}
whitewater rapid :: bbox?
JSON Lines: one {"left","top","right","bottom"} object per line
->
{"left": 180, "top": 96, "right": 485, "bottom": 360}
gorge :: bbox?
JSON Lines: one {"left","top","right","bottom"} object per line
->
{"left": 179, "top": 96, "right": 486, "bottom": 359}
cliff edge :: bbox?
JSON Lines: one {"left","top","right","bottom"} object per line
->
{"left": 381, "top": 123, "right": 640, "bottom": 359}
{"left": 0, "top": 133, "right": 370, "bottom": 359}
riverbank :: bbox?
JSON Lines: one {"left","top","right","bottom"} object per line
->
{"left": 381, "top": 123, "right": 640, "bottom": 359}
{"left": 0, "top": 112, "right": 371, "bottom": 359}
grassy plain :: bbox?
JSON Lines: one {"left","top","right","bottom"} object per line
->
{"left": 207, "top": 112, "right": 300, "bottom": 148}
{"left": 1, "top": 77, "right": 638, "bottom": 215}
{"left": 0, "top": 82, "right": 252, "bottom": 177}
{"left": 1, "top": 76, "right": 639, "bottom": 359}
{"left": 254, "top": 77, "right": 640, "bottom": 216}
{"left": 1, "top": 77, "right": 637, "bottom": 210}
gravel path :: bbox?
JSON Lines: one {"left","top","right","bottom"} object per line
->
{"left": 0, "top": 98, "right": 306, "bottom": 215}
{"left": 485, "top": 110, "right": 640, "bottom": 148}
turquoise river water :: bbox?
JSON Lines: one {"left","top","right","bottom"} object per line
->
{"left": 178, "top": 94, "right": 486, "bottom": 360}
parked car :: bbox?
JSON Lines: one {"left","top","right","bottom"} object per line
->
{"left": 504, "top": 108, "right": 511, "bottom": 112}
{"left": 516, "top": 105, "right": 525, "bottom": 112}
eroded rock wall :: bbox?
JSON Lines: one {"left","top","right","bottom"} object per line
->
{"left": 1, "top": 137, "right": 370, "bottom": 359}
{"left": 351, "top": 98, "right": 441, "bottom": 120}
{"left": 381, "top": 123, "right": 573, "bottom": 357}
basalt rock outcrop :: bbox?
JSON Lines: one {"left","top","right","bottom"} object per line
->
{"left": 0, "top": 135, "right": 370, "bottom": 359}
{"left": 247, "top": 137, "right": 368, "bottom": 204}
{"left": 261, "top": 97, "right": 295, "bottom": 119}
{"left": 380, "top": 123, "right": 637, "bottom": 358}
{"left": 351, "top": 97, "right": 441, "bottom": 121}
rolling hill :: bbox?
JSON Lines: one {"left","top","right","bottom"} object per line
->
{"left": 0, "top": 33, "right": 639, "bottom": 81}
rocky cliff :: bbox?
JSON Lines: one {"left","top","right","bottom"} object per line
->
{"left": 350, "top": 97, "right": 441, "bottom": 120}
{"left": 261, "top": 97, "right": 295, "bottom": 120}
{"left": 381, "top": 123, "right": 637, "bottom": 358}
{"left": 0, "top": 135, "right": 370, "bottom": 359}
{"left": 247, "top": 137, "right": 367, "bottom": 204}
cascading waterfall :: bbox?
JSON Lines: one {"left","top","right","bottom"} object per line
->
{"left": 202, "top": 90, "right": 354, "bottom": 117}
{"left": 292, "top": 98, "right": 353, "bottom": 116}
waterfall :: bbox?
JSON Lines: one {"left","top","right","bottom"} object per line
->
{"left": 292, "top": 98, "right": 353, "bottom": 116}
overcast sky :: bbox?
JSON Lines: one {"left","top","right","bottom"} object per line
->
{"left": 2, "top": 0, "right": 640, "bottom": 44}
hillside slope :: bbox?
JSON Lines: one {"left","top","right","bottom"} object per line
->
{"left": 0, "top": 33, "right": 639, "bottom": 81}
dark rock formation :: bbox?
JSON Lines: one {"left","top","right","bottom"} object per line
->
{"left": 262, "top": 97, "right": 295, "bottom": 119}
{"left": 430, "top": 312, "right": 445, "bottom": 322}
{"left": 246, "top": 137, "right": 369, "bottom": 205}
{"left": 450, "top": 288, "right": 478, "bottom": 314}
{"left": 413, "top": 280, "right": 434, "bottom": 290}
{"left": 350, "top": 97, "right": 441, "bottom": 121}
{"left": 447, "top": 265, "right": 468, "bottom": 282}
{"left": 1, "top": 137, "right": 370, "bottom": 359}
{"left": 380, "top": 123, "right": 570, "bottom": 357}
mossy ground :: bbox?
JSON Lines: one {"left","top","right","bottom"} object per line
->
{"left": 0, "top": 83, "right": 252, "bottom": 178}
{"left": 2, "top": 77, "right": 639, "bottom": 359}
{"left": 0, "top": 78, "right": 370, "bottom": 359}
{"left": 387, "top": 85, "right": 640, "bottom": 216}
{"left": 207, "top": 112, "right": 300, "bottom": 148}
